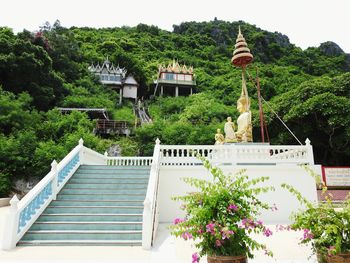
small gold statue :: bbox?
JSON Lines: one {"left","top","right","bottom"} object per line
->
{"left": 214, "top": 128, "right": 225, "bottom": 145}
{"left": 224, "top": 117, "right": 237, "bottom": 143}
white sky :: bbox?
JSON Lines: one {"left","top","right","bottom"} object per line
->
{"left": 1, "top": 0, "right": 349, "bottom": 52}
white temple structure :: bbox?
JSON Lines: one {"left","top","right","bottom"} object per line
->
{"left": 88, "top": 57, "right": 139, "bottom": 104}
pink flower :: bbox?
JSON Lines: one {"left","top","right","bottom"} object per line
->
{"left": 192, "top": 252, "right": 200, "bottom": 263}
{"left": 263, "top": 227, "right": 273, "bottom": 237}
{"left": 173, "top": 218, "right": 184, "bottom": 225}
{"left": 221, "top": 228, "right": 235, "bottom": 240}
{"left": 302, "top": 229, "right": 314, "bottom": 240}
{"left": 206, "top": 223, "right": 215, "bottom": 234}
{"left": 228, "top": 204, "right": 238, "bottom": 212}
{"left": 181, "top": 232, "right": 193, "bottom": 240}
{"left": 215, "top": 239, "right": 222, "bottom": 247}
{"left": 327, "top": 246, "right": 336, "bottom": 256}
{"left": 256, "top": 220, "right": 263, "bottom": 226}
{"left": 241, "top": 218, "right": 256, "bottom": 229}
{"left": 197, "top": 229, "right": 204, "bottom": 235}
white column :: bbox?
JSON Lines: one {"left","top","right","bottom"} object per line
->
{"left": 51, "top": 160, "right": 58, "bottom": 200}
{"left": 175, "top": 86, "right": 179, "bottom": 97}
{"left": 160, "top": 86, "right": 163, "bottom": 96}
{"left": 2, "top": 195, "right": 20, "bottom": 250}
{"left": 305, "top": 138, "right": 314, "bottom": 165}
{"left": 190, "top": 87, "right": 193, "bottom": 95}
{"left": 79, "top": 138, "right": 84, "bottom": 165}
{"left": 119, "top": 88, "right": 123, "bottom": 104}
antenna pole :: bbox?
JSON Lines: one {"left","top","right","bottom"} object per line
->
{"left": 256, "top": 68, "right": 265, "bottom": 143}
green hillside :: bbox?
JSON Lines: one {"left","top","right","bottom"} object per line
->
{"left": 1, "top": 19, "right": 349, "bottom": 196}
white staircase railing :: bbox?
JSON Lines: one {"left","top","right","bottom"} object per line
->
{"left": 106, "top": 156, "right": 153, "bottom": 166}
{"left": 1, "top": 138, "right": 84, "bottom": 250}
{"left": 142, "top": 138, "right": 161, "bottom": 249}
{"left": 159, "top": 138, "right": 314, "bottom": 166}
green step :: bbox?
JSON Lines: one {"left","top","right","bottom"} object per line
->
{"left": 56, "top": 194, "right": 144, "bottom": 201}
{"left": 50, "top": 200, "right": 144, "bottom": 207}
{"left": 30, "top": 221, "right": 142, "bottom": 231}
{"left": 64, "top": 183, "right": 147, "bottom": 189}
{"left": 72, "top": 173, "right": 149, "bottom": 179}
{"left": 18, "top": 240, "right": 142, "bottom": 246}
{"left": 60, "top": 188, "right": 146, "bottom": 195}
{"left": 68, "top": 178, "right": 149, "bottom": 184}
{"left": 37, "top": 214, "right": 143, "bottom": 222}
{"left": 44, "top": 206, "right": 144, "bottom": 214}
{"left": 21, "top": 230, "right": 142, "bottom": 240}
{"left": 79, "top": 165, "right": 151, "bottom": 170}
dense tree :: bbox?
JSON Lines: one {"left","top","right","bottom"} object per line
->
{"left": 1, "top": 20, "right": 349, "bottom": 196}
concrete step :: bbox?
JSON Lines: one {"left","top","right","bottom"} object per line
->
{"left": 18, "top": 240, "right": 142, "bottom": 246}
{"left": 64, "top": 183, "right": 147, "bottom": 189}
{"left": 30, "top": 221, "right": 142, "bottom": 231}
{"left": 37, "top": 213, "right": 143, "bottom": 222}
{"left": 44, "top": 206, "right": 144, "bottom": 214}
{"left": 68, "top": 178, "right": 149, "bottom": 184}
{"left": 56, "top": 194, "right": 145, "bottom": 201}
{"left": 60, "top": 188, "right": 147, "bottom": 195}
{"left": 72, "top": 173, "right": 149, "bottom": 179}
{"left": 21, "top": 230, "right": 142, "bottom": 240}
{"left": 50, "top": 200, "right": 144, "bottom": 207}
{"left": 79, "top": 165, "right": 151, "bottom": 171}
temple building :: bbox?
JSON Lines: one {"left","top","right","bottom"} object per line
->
{"left": 153, "top": 60, "right": 196, "bottom": 97}
{"left": 88, "top": 57, "right": 139, "bottom": 104}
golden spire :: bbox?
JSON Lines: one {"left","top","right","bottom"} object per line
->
{"left": 231, "top": 26, "right": 253, "bottom": 68}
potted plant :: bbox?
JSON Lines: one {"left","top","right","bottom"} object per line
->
{"left": 282, "top": 168, "right": 350, "bottom": 263}
{"left": 170, "top": 157, "right": 275, "bottom": 263}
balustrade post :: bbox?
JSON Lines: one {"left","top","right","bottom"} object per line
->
{"left": 2, "top": 195, "right": 20, "bottom": 250}
{"left": 78, "top": 138, "right": 85, "bottom": 165}
{"left": 51, "top": 160, "right": 58, "bottom": 200}
{"left": 104, "top": 151, "right": 108, "bottom": 165}
{"left": 305, "top": 138, "right": 315, "bottom": 165}
{"left": 142, "top": 199, "right": 152, "bottom": 249}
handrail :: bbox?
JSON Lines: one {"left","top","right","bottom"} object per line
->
{"left": 106, "top": 156, "right": 153, "bottom": 166}
{"left": 142, "top": 138, "right": 161, "bottom": 249}
{"left": 159, "top": 139, "right": 314, "bottom": 165}
{"left": 1, "top": 139, "right": 84, "bottom": 250}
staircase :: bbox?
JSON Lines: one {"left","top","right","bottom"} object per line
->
{"left": 18, "top": 165, "right": 150, "bottom": 246}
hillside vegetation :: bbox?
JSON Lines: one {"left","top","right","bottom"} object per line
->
{"left": 1, "top": 19, "right": 349, "bottom": 196}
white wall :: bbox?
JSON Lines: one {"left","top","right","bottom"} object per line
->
{"left": 158, "top": 164, "right": 321, "bottom": 224}
{"left": 123, "top": 85, "right": 137, "bottom": 100}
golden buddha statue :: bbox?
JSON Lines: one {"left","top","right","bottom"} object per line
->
{"left": 214, "top": 128, "right": 225, "bottom": 145}
{"left": 236, "top": 97, "right": 253, "bottom": 142}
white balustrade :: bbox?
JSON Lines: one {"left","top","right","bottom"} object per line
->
{"left": 160, "top": 139, "right": 314, "bottom": 166}
{"left": 142, "top": 138, "right": 161, "bottom": 249}
{"left": 106, "top": 157, "right": 153, "bottom": 166}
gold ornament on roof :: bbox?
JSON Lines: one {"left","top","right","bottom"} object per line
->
{"left": 158, "top": 60, "right": 194, "bottom": 74}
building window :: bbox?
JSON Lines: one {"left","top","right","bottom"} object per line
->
{"left": 177, "top": 74, "right": 185, "bottom": 81}
{"left": 165, "top": 73, "right": 174, "bottom": 80}
{"left": 185, "top": 75, "right": 192, "bottom": 81}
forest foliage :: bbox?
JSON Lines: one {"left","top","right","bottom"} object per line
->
{"left": 0, "top": 19, "right": 349, "bottom": 196}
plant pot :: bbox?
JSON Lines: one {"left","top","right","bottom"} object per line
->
{"left": 0, "top": 197, "right": 11, "bottom": 207}
{"left": 318, "top": 253, "right": 350, "bottom": 263}
{"left": 326, "top": 253, "right": 350, "bottom": 263}
{"left": 207, "top": 255, "right": 247, "bottom": 263}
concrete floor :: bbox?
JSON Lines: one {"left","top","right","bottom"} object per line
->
{"left": 0, "top": 206, "right": 317, "bottom": 263}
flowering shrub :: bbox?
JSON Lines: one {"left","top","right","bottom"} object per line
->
{"left": 170, "top": 157, "right": 275, "bottom": 261}
{"left": 282, "top": 166, "right": 350, "bottom": 262}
